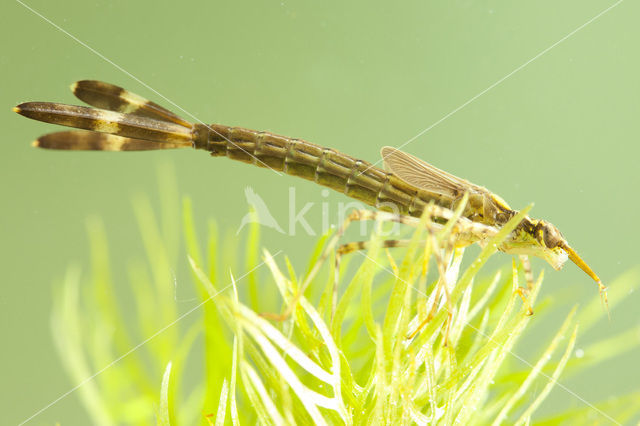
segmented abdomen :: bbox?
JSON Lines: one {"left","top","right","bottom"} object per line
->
{"left": 192, "top": 123, "right": 450, "bottom": 218}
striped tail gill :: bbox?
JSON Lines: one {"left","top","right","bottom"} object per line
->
{"left": 13, "top": 80, "right": 194, "bottom": 151}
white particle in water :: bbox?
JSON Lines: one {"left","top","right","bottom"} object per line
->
{"left": 575, "top": 349, "right": 584, "bottom": 358}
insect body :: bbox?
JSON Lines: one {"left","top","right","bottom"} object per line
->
{"left": 13, "top": 80, "right": 605, "bottom": 300}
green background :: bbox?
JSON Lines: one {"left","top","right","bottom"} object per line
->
{"left": 2, "top": 0, "right": 639, "bottom": 423}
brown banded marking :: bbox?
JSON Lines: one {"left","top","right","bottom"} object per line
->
{"left": 337, "top": 239, "right": 411, "bottom": 256}
{"left": 14, "top": 103, "right": 192, "bottom": 144}
{"left": 518, "top": 255, "right": 535, "bottom": 290}
{"left": 34, "top": 131, "right": 190, "bottom": 151}
{"left": 16, "top": 79, "right": 607, "bottom": 309}
{"left": 72, "top": 80, "right": 192, "bottom": 127}
{"left": 337, "top": 240, "right": 368, "bottom": 256}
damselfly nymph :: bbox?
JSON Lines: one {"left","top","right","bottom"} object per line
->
{"left": 14, "top": 80, "right": 606, "bottom": 307}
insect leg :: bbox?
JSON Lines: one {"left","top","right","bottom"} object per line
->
{"left": 407, "top": 237, "right": 458, "bottom": 345}
{"left": 515, "top": 287, "right": 534, "bottom": 316}
{"left": 333, "top": 238, "right": 417, "bottom": 320}
{"left": 519, "top": 255, "right": 535, "bottom": 290}
{"left": 261, "top": 209, "right": 391, "bottom": 321}
{"left": 516, "top": 255, "right": 535, "bottom": 315}
{"left": 263, "top": 209, "right": 433, "bottom": 322}
{"left": 264, "top": 206, "right": 496, "bottom": 329}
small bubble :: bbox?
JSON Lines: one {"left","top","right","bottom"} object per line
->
{"left": 575, "top": 349, "right": 584, "bottom": 358}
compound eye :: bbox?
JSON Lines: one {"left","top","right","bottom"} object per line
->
{"left": 542, "top": 224, "right": 560, "bottom": 249}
